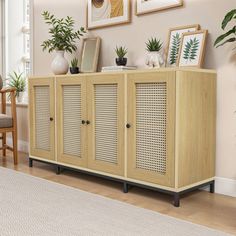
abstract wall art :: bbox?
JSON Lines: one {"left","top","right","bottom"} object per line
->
{"left": 87, "top": 0, "right": 131, "bottom": 29}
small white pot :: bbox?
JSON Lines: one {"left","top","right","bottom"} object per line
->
{"left": 17, "top": 92, "right": 24, "bottom": 103}
{"left": 145, "top": 51, "right": 164, "bottom": 68}
{"left": 51, "top": 50, "right": 69, "bottom": 75}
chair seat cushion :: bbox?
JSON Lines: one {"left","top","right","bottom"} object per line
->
{"left": 0, "top": 114, "right": 13, "bottom": 128}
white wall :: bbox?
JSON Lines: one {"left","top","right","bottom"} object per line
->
{"left": 31, "top": 0, "right": 236, "bottom": 184}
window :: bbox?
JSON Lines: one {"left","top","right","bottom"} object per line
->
{"left": 1, "top": 0, "right": 32, "bottom": 103}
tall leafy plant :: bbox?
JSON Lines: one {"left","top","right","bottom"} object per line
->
{"left": 214, "top": 9, "right": 236, "bottom": 48}
{"left": 41, "top": 11, "right": 86, "bottom": 53}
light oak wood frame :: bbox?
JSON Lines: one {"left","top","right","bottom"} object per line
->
{"left": 127, "top": 71, "right": 176, "bottom": 187}
{"left": 177, "top": 30, "right": 208, "bottom": 68}
{"left": 80, "top": 37, "right": 101, "bottom": 73}
{"left": 136, "top": 0, "right": 183, "bottom": 16}
{"left": 175, "top": 70, "right": 216, "bottom": 188}
{"left": 29, "top": 78, "right": 55, "bottom": 161}
{"left": 87, "top": 73, "right": 125, "bottom": 176}
{"left": 0, "top": 88, "right": 18, "bottom": 165}
{"left": 166, "top": 24, "right": 200, "bottom": 66}
{"left": 86, "top": 0, "right": 131, "bottom": 30}
{"left": 56, "top": 76, "right": 87, "bottom": 167}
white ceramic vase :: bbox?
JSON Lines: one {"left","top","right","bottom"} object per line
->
{"left": 145, "top": 51, "right": 164, "bottom": 69}
{"left": 17, "top": 92, "right": 24, "bottom": 103}
{"left": 51, "top": 50, "right": 69, "bottom": 75}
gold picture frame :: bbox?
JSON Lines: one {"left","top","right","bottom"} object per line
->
{"left": 166, "top": 24, "right": 200, "bottom": 67}
{"left": 80, "top": 37, "right": 101, "bottom": 73}
{"left": 177, "top": 30, "right": 208, "bottom": 68}
{"left": 87, "top": 0, "right": 131, "bottom": 30}
{"left": 136, "top": 0, "right": 183, "bottom": 16}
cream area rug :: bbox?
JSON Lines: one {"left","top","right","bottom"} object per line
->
{"left": 0, "top": 167, "right": 231, "bottom": 236}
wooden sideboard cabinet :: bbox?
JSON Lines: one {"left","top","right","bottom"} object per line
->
{"left": 28, "top": 68, "right": 216, "bottom": 207}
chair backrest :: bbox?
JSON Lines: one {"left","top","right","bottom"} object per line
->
{"left": 0, "top": 87, "right": 17, "bottom": 129}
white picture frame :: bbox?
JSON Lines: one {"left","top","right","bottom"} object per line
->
{"left": 177, "top": 30, "right": 208, "bottom": 68}
{"left": 87, "top": 0, "right": 131, "bottom": 30}
{"left": 136, "top": 0, "right": 183, "bottom": 16}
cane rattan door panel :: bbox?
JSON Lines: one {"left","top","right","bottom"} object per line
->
{"left": 87, "top": 74, "right": 125, "bottom": 176}
{"left": 56, "top": 77, "right": 87, "bottom": 167}
{"left": 127, "top": 72, "right": 175, "bottom": 187}
{"left": 29, "top": 78, "right": 55, "bottom": 160}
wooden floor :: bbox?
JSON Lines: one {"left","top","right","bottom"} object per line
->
{"left": 0, "top": 152, "right": 235, "bottom": 235}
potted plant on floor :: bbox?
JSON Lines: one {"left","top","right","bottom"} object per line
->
{"left": 70, "top": 58, "right": 79, "bottom": 74}
{"left": 8, "top": 71, "right": 26, "bottom": 103}
{"left": 115, "top": 46, "right": 128, "bottom": 66}
{"left": 214, "top": 9, "right": 236, "bottom": 48}
{"left": 41, "top": 11, "right": 86, "bottom": 75}
{"left": 145, "top": 37, "right": 164, "bottom": 68}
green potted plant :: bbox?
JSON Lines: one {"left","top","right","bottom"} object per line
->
{"left": 8, "top": 71, "right": 26, "bottom": 103}
{"left": 145, "top": 37, "right": 164, "bottom": 68}
{"left": 115, "top": 46, "right": 128, "bottom": 66}
{"left": 70, "top": 57, "right": 79, "bottom": 74}
{"left": 214, "top": 9, "right": 236, "bottom": 48}
{"left": 41, "top": 11, "right": 86, "bottom": 75}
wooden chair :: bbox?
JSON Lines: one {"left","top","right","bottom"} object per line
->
{"left": 0, "top": 87, "right": 18, "bottom": 165}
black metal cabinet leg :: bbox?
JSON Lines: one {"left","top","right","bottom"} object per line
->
{"left": 123, "top": 182, "right": 129, "bottom": 193}
{"left": 173, "top": 193, "right": 180, "bottom": 207}
{"left": 56, "top": 165, "right": 61, "bottom": 175}
{"left": 29, "top": 158, "right": 33, "bottom": 168}
{"left": 210, "top": 181, "right": 215, "bottom": 193}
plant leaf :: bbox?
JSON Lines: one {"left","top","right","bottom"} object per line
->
{"left": 183, "top": 37, "right": 199, "bottom": 62}
{"left": 216, "top": 37, "right": 236, "bottom": 48}
{"left": 170, "top": 33, "right": 181, "bottom": 65}
{"left": 214, "top": 26, "right": 236, "bottom": 46}
{"left": 222, "top": 9, "right": 236, "bottom": 30}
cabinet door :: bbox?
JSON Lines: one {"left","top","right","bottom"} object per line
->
{"left": 87, "top": 74, "right": 125, "bottom": 176}
{"left": 127, "top": 72, "right": 175, "bottom": 187}
{"left": 56, "top": 77, "right": 87, "bottom": 167}
{"left": 29, "top": 78, "right": 55, "bottom": 160}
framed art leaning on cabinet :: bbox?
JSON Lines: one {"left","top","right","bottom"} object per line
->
{"left": 177, "top": 30, "right": 208, "bottom": 68}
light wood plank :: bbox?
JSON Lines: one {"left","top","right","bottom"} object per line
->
{"left": 175, "top": 71, "right": 216, "bottom": 188}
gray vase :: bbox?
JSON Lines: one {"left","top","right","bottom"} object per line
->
{"left": 0, "top": 75, "right": 3, "bottom": 90}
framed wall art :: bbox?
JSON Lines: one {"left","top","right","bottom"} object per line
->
{"left": 87, "top": 0, "right": 131, "bottom": 30}
{"left": 177, "top": 30, "right": 208, "bottom": 68}
{"left": 166, "top": 24, "right": 200, "bottom": 67}
{"left": 136, "top": 0, "right": 183, "bottom": 16}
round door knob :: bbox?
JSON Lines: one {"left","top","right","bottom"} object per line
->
{"left": 82, "top": 120, "right": 86, "bottom": 124}
{"left": 50, "top": 117, "right": 54, "bottom": 121}
{"left": 126, "top": 123, "right": 131, "bottom": 129}
{"left": 86, "top": 120, "right": 90, "bottom": 125}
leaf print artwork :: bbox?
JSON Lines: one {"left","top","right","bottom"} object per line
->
{"left": 183, "top": 37, "right": 199, "bottom": 62}
{"left": 170, "top": 33, "right": 181, "bottom": 65}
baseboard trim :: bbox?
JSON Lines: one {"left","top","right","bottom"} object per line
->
{"left": 6, "top": 138, "right": 29, "bottom": 153}
{"left": 215, "top": 177, "right": 236, "bottom": 198}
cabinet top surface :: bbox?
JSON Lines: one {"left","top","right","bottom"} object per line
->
{"left": 29, "top": 67, "right": 216, "bottom": 80}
